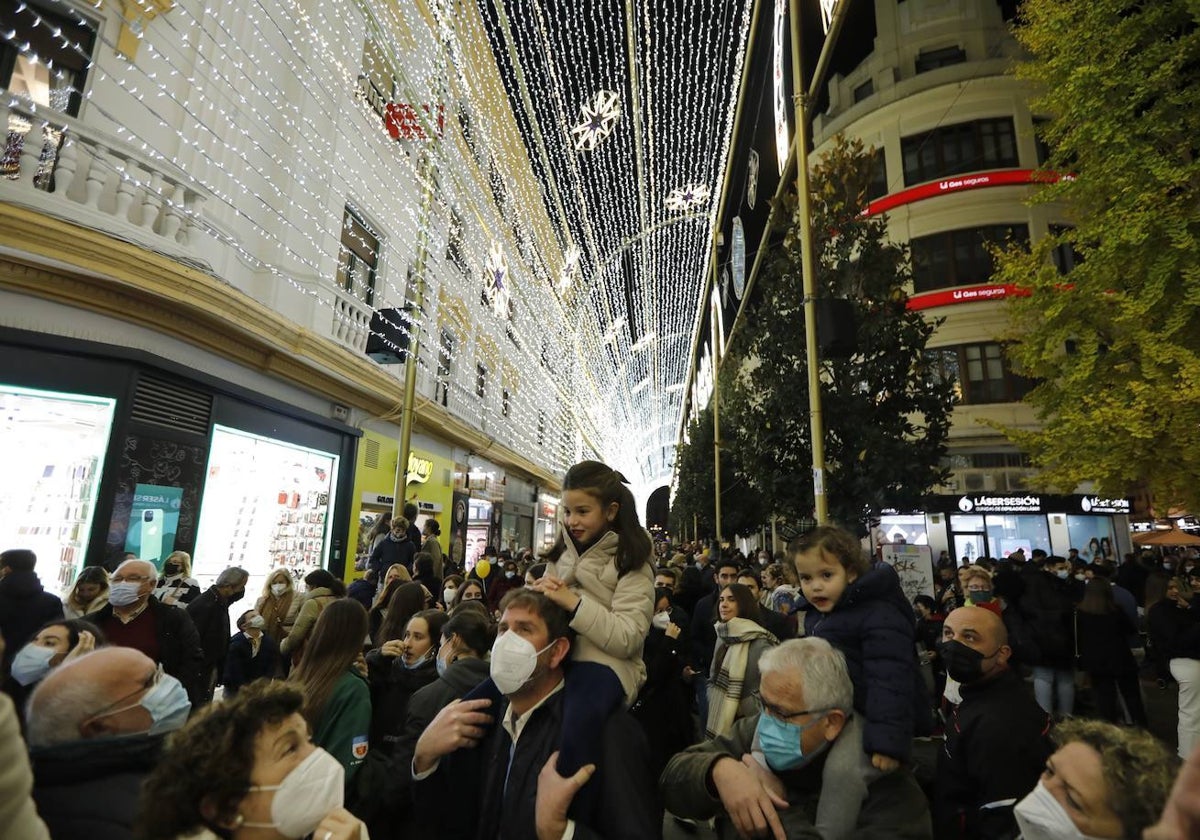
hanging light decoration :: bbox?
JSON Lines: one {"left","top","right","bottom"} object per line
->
{"left": 570, "top": 90, "right": 621, "bottom": 152}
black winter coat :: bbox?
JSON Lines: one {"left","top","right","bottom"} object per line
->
{"left": 1076, "top": 608, "right": 1138, "bottom": 677}
{"left": 1018, "top": 571, "right": 1080, "bottom": 667}
{"left": 934, "top": 668, "right": 1051, "bottom": 840}
{"left": 30, "top": 732, "right": 164, "bottom": 840}
{"left": 369, "top": 536, "right": 416, "bottom": 578}
{"left": 690, "top": 592, "right": 718, "bottom": 671}
{"left": 413, "top": 687, "right": 661, "bottom": 840}
{"left": 87, "top": 597, "right": 207, "bottom": 704}
{"left": 802, "top": 563, "right": 922, "bottom": 760}
{"left": 365, "top": 650, "right": 437, "bottom": 752}
{"left": 632, "top": 609, "right": 696, "bottom": 780}
{"left": 186, "top": 586, "right": 232, "bottom": 678}
{"left": 1148, "top": 598, "right": 1200, "bottom": 661}
{"left": 222, "top": 631, "right": 282, "bottom": 696}
{"left": 0, "top": 569, "right": 63, "bottom": 670}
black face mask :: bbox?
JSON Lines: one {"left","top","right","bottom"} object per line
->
{"left": 939, "top": 639, "right": 999, "bottom": 684}
{"left": 164, "top": 563, "right": 181, "bottom": 576}
{"left": 228, "top": 588, "right": 246, "bottom": 605}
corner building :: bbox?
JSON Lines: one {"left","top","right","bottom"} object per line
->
{"left": 0, "top": 0, "right": 587, "bottom": 596}
{"left": 810, "top": 0, "right": 1131, "bottom": 560}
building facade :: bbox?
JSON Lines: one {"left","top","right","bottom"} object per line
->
{"left": 0, "top": 0, "right": 586, "bottom": 593}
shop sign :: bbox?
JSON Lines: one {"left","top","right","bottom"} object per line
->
{"left": 957, "top": 494, "right": 1043, "bottom": 514}
{"left": 363, "top": 492, "right": 395, "bottom": 506}
{"left": 907, "top": 283, "right": 1030, "bottom": 312}
{"left": 1079, "top": 496, "right": 1130, "bottom": 515}
{"left": 406, "top": 453, "right": 434, "bottom": 485}
{"left": 863, "top": 169, "right": 1070, "bottom": 218}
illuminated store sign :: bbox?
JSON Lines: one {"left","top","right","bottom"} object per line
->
{"left": 863, "top": 169, "right": 1071, "bottom": 218}
{"left": 907, "top": 283, "right": 1030, "bottom": 311}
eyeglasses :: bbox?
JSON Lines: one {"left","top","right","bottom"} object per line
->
{"left": 111, "top": 574, "right": 152, "bottom": 583}
{"left": 751, "top": 691, "right": 830, "bottom": 724}
{"left": 83, "top": 663, "right": 163, "bottom": 722}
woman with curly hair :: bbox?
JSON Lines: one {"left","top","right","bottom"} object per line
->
{"left": 137, "top": 680, "right": 366, "bottom": 839}
{"left": 1013, "top": 718, "right": 1177, "bottom": 840}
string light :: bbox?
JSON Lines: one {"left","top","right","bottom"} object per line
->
{"left": 1, "top": 0, "right": 754, "bottom": 487}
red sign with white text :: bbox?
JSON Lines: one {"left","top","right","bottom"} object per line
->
{"left": 864, "top": 169, "right": 1070, "bottom": 217}
{"left": 906, "top": 283, "right": 1031, "bottom": 311}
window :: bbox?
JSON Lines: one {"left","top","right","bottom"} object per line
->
{"left": 0, "top": 4, "right": 96, "bottom": 116}
{"left": 435, "top": 329, "right": 455, "bottom": 407}
{"left": 1033, "top": 117, "right": 1052, "bottom": 166}
{"left": 502, "top": 388, "right": 511, "bottom": 418}
{"left": 336, "top": 205, "right": 381, "bottom": 305}
{"left": 910, "top": 224, "right": 1029, "bottom": 292}
{"left": 868, "top": 148, "right": 888, "bottom": 201}
{"left": 1049, "top": 225, "right": 1082, "bottom": 275}
{"left": 537, "top": 411, "right": 546, "bottom": 447}
{"left": 358, "top": 37, "right": 395, "bottom": 119}
{"left": 901, "top": 118, "right": 1019, "bottom": 186}
{"left": 853, "top": 79, "right": 874, "bottom": 104}
{"left": 476, "top": 362, "right": 487, "bottom": 400}
{"left": 915, "top": 46, "right": 967, "bottom": 74}
{"left": 446, "top": 210, "right": 467, "bottom": 273}
{"left": 926, "top": 343, "right": 1034, "bottom": 405}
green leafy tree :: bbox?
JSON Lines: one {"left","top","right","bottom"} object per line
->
{"left": 724, "top": 136, "right": 956, "bottom": 533}
{"left": 670, "top": 406, "right": 767, "bottom": 541}
{"left": 990, "top": 0, "right": 1200, "bottom": 512}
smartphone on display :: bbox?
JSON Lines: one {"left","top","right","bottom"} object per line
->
{"left": 141, "top": 509, "right": 164, "bottom": 562}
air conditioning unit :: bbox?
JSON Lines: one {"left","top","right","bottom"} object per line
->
{"left": 964, "top": 472, "right": 996, "bottom": 492}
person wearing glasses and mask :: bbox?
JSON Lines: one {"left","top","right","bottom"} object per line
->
{"left": 662, "top": 637, "right": 932, "bottom": 840}
{"left": 25, "top": 646, "right": 192, "bottom": 840}
{"left": 86, "top": 559, "right": 207, "bottom": 705}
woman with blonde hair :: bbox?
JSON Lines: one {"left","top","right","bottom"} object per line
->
{"left": 62, "top": 565, "right": 109, "bottom": 619}
{"left": 256, "top": 567, "right": 300, "bottom": 647}
{"left": 154, "top": 550, "right": 200, "bottom": 606}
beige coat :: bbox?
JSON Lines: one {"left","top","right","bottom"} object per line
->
{"left": 279, "top": 587, "right": 336, "bottom": 655}
{"left": 547, "top": 527, "right": 655, "bottom": 706}
{"left": 0, "top": 693, "right": 50, "bottom": 840}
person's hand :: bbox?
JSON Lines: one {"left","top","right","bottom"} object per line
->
{"left": 665, "top": 622, "right": 682, "bottom": 640}
{"left": 1144, "top": 742, "right": 1200, "bottom": 839}
{"left": 413, "top": 698, "right": 493, "bottom": 774}
{"left": 312, "top": 807, "right": 365, "bottom": 840}
{"left": 710, "top": 755, "right": 788, "bottom": 840}
{"left": 65, "top": 630, "right": 96, "bottom": 662}
{"left": 531, "top": 575, "right": 580, "bottom": 613}
{"left": 351, "top": 652, "right": 368, "bottom": 679}
{"left": 683, "top": 665, "right": 700, "bottom": 680}
{"left": 535, "top": 751, "right": 595, "bottom": 840}
{"left": 740, "top": 754, "right": 786, "bottom": 803}
{"left": 871, "top": 753, "right": 900, "bottom": 772}
{"left": 380, "top": 639, "right": 406, "bottom": 658}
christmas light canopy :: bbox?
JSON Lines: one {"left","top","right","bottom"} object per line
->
{"left": 665, "top": 183, "right": 712, "bottom": 212}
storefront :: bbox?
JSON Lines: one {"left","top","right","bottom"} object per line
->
{"left": 0, "top": 329, "right": 358, "bottom": 599}
{"left": 501, "top": 476, "right": 536, "bottom": 553}
{"left": 345, "top": 428, "right": 454, "bottom": 579}
{"left": 534, "top": 494, "right": 560, "bottom": 552}
{"left": 878, "top": 493, "right": 1133, "bottom": 564}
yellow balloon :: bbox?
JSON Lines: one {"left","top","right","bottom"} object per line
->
{"left": 475, "top": 559, "right": 491, "bottom": 579}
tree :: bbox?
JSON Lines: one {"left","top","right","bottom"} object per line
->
{"left": 990, "top": 0, "right": 1200, "bottom": 512}
{"left": 723, "top": 136, "right": 956, "bottom": 533}
{"left": 670, "top": 406, "right": 767, "bottom": 542}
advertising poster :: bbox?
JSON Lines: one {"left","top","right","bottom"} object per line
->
{"left": 881, "top": 543, "right": 935, "bottom": 602}
{"left": 125, "top": 483, "right": 183, "bottom": 565}
{"left": 449, "top": 491, "right": 470, "bottom": 572}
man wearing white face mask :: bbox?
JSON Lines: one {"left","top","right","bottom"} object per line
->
{"left": 223, "top": 609, "right": 282, "bottom": 697}
{"left": 87, "top": 559, "right": 207, "bottom": 705}
{"left": 412, "top": 589, "right": 660, "bottom": 839}
{"left": 26, "top": 647, "right": 192, "bottom": 839}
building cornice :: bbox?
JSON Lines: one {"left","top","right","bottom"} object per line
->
{"left": 0, "top": 202, "right": 559, "bottom": 489}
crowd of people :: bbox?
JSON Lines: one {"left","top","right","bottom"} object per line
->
{"left": 2, "top": 467, "right": 1200, "bottom": 839}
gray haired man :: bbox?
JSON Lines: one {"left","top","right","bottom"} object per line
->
{"left": 661, "top": 637, "right": 932, "bottom": 840}
{"left": 185, "top": 565, "right": 249, "bottom": 701}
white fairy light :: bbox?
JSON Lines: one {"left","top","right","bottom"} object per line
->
{"left": 570, "top": 90, "right": 621, "bottom": 152}
{"left": 664, "top": 183, "right": 712, "bottom": 212}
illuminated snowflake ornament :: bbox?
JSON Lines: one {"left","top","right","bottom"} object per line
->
{"left": 571, "top": 90, "right": 621, "bottom": 152}
{"left": 484, "top": 242, "right": 510, "bottom": 317}
{"left": 664, "top": 183, "right": 711, "bottom": 212}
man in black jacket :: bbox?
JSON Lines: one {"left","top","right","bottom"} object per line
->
{"left": 412, "top": 590, "right": 660, "bottom": 839}
{"left": 186, "top": 566, "right": 249, "bottom": 700}
{"left": 369, "top": 517, "right": 417, "bottom": 579}
{"left": 0, "top": 549, "right": 64, "bottom": 676}
{"left": 87, "top": 559, "right": 207, "bottom": 706}
{"left": 934, "top": 606, "right": 1052, "bottom": 840}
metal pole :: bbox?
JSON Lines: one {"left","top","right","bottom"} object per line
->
{"left": 393, "top": 154, "right": 437, "bottom": 517}
{"left": 789, "top": 0, "right": 828, "bottom": 525}
{"left": 710, "top": 232, "right": 723, "bottom": 543}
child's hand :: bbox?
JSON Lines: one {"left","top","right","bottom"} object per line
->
{"left": 665, "top": 622, "right": 682, "bottom": 639}
{"left": 870, "top": 753, "right": 900, "bottom": 772}
{"left": 532, "top": 575, "right": 581, "bottom": 613}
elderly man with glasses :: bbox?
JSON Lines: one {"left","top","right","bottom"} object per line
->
{"left": 661, "top": 637, "right": 932, "bottom": 840}
{"left": 26, "top": 645, "right": 192, "bottom": 839}
{"left": 85, "top": 558, "right": 206, "bottom": 705}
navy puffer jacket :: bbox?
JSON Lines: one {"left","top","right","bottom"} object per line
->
{"left": 803, "top": 562, "right": 919, "bottom": 761}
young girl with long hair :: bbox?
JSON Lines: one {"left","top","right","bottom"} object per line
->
{"left": 289, "top": 598, "right": 371, "bottom": 790}
{"left": 466, "top": 460, "right": 655, "bottom": 787}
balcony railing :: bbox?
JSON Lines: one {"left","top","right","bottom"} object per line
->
{"left": 1, "top": 100, "right": 211, "bottom": 267}
{"left": 330, "top": 285, "right": 373, "bottom": 353}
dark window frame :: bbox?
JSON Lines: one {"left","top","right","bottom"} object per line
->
{"left": 910, "top": 224, "right": 1030, "bottom": 293}
{"left": 901, "top": 118, "right": 1020, "bottom": 186}
{"left": 915, "top": 45, "right": 967, "bottom": 74}
{"left": 475, "top": 361, "right": 487, "bottom": 400}
{"left": 853, "top": 79, "right": 874, "bottom": 104}
{"left": 926, "top": 342, "right": 1035, "bottom": 405}
{"left": 0, "top": 3, "right": 97, "bottom": 117}
{"left": 337, "top": 205, "right": 381, "bottom": 306}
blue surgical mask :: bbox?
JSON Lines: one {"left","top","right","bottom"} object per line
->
{"left": 11, "top": 643, "right": 58, "bottom": 686}
{"left": 108, "top": 581, "right": 144, "bottom": 607}
{"left": 93, "top": 668, "right": 192, "bottom": 736}
{"left": 402, "top": 651, "right": 432, "bottom": 671}
{"left": 755, "top": 710, "right": 830, "bottom": 772}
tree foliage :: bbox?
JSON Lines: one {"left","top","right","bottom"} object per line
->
{"left": 991, "top": 0, "right": 1200, "bottom": 512}
{"left": 722, "top": 136, "right": 956, "bottom": 533}
{"left": 670, "top": 405, "right": 768, "bottom": 541}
